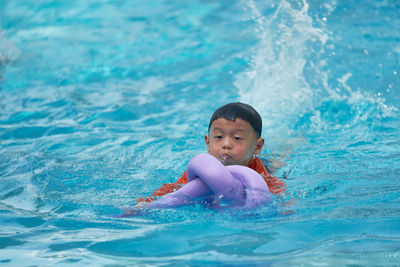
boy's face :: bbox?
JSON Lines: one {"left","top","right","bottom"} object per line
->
{"left": 205, "top": 118, "right": 264, "bottom": 166}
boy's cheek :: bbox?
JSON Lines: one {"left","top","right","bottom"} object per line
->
{"left": 233, "top": 147, "right": 247, "bottom": 158}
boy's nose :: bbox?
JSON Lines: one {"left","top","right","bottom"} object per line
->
{"left": 222, "top": 138, "right": 232, "bottom": 149}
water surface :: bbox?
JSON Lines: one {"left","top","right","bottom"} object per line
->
{"left": 1, "top": 0, "right": 399, "bottom": 265}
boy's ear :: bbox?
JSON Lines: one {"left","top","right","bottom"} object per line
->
{"left": 254, "top": 137, "right": 264, "bottom": 155}
{"left": 205, "top": 134, "right": 211, "bottom": 153}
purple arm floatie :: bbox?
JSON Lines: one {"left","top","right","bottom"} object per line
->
{"left": 146, "top": 153, "right": 272, "bottom": 209}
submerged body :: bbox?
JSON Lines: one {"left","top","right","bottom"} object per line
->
{"left": 146, "top": 153, "right": 272, "bottom": 209}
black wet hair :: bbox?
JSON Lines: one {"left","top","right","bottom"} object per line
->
{"left": 208, "top": 102, "right": 262, "bottom": 137}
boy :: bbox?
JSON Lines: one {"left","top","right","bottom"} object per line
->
{"left": 138, "top": 102, "right": 286, "bottom": 203}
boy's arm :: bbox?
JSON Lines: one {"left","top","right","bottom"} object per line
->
{"left": 136, "top": 171, "right": 188, "bottom": 203}
{"left": 251, "top": 157, "right": 286, "bottom": 196}
{"left": 261, "top": 173, "right": 286, "bottom": 195}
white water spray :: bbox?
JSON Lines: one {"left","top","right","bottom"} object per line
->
{"left": 236, "top": 0, "right": 328, "bottom": 130}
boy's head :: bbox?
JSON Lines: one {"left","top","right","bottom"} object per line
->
{"left": 208, "top": 102, "right": 262, "bottom": 137}
{"left": 205, "top": 102, "right": 264, "bottom": 166}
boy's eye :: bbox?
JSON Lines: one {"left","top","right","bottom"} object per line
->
{"left": 234, "top": 136, "right": 242, "bottom": 141}
{"left": 214, "top": 135, "right": 223, "bottom": 139}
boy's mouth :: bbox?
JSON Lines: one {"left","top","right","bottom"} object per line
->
{"left": 219, "top": 154, "right": 232, "bottom": 165}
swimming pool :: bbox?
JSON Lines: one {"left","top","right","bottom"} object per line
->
{"left": 1, "top": 0, "right": 399, "bottom": 265}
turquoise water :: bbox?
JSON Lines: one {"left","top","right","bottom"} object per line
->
{"left": 1, "top": 0, "right": 400, "bottom": 265}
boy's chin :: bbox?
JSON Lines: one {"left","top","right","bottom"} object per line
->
{"left": 218, "top": 159, "right": 237, "bottom": 166}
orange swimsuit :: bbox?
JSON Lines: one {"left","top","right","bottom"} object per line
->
{"left": 137, "top": 157, "right": 286, "bottom": 203}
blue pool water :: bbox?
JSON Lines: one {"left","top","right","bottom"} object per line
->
{"left": 1, "top": 0, "right": 400, "bottom": 265}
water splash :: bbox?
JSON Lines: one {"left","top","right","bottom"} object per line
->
{"left": 236, "top": 0, "right": 328, "bottom": 129}
{"left": 236, "top": 0, "right": 397, "bottom": 137}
